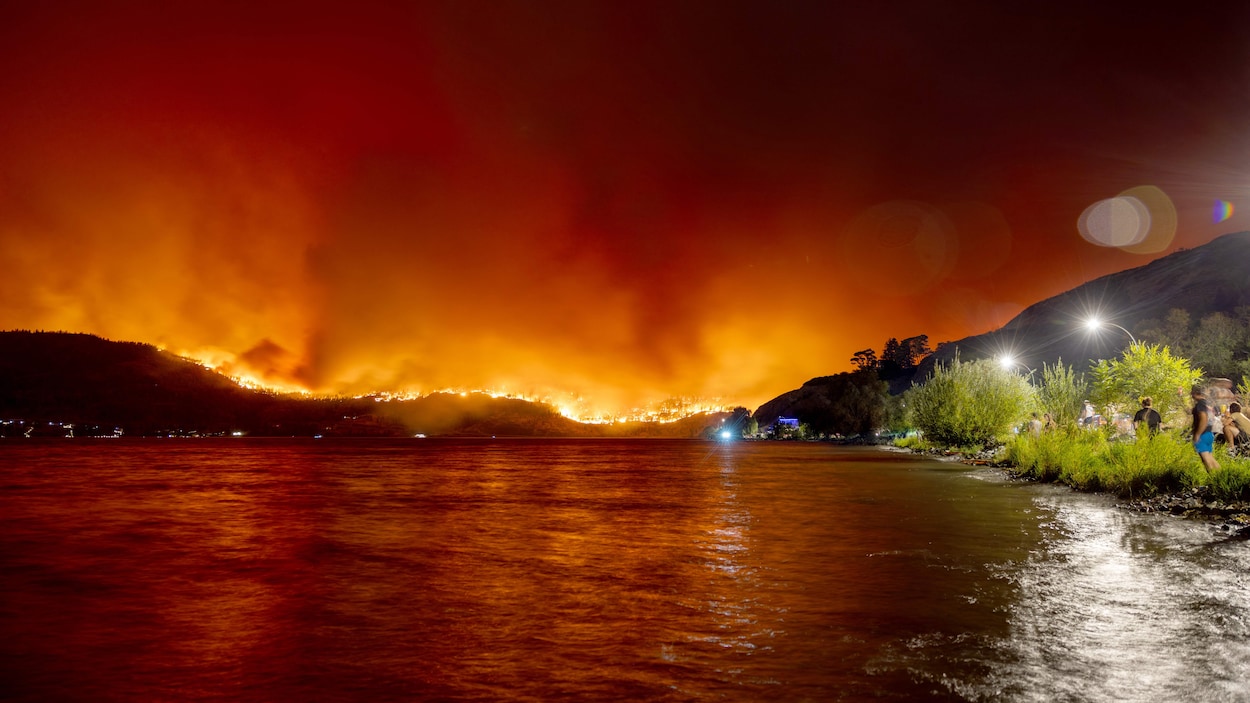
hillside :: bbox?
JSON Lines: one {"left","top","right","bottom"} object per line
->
{"left": 0, "top": 331, "right": 727, "bottom": 438}
{"left": 755, "top": 231, "right": 1250, "bottom": 425}
{"left": 918, "top": 230, "right": 1250, "bottom": 377}
{"left": 0, "top": 331, "right": 382, "bottom": 437}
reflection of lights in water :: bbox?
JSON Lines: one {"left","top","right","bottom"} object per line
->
{"left": 991, "top": 493, "right": 1250, "bottom": 701}
{"left": 675, "top": 453, "right": 783, "bottom": 662}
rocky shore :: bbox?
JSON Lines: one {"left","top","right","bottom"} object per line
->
{"left": 1115, "top": 485, "right": 1250, "bottom": 533}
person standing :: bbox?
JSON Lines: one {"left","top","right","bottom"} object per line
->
{"left": 1132, "top": 397, "right": 1161, "bottom": 436}
{"left": 1191, "top": 387, "right": 1220, "bottom": 472}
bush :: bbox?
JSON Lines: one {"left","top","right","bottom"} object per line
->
{"left": 1099, "top": 431, "right": 1204, "bottom": 497}
{"left": 1209, "top": 453, "right": 1250, "bottom": 502}
{"left": 1004, "top": 429, "right": 1205, "bottom": 498}
{"left": 1090, "top": 343, "right": 1201, "bottom": 421}
{"left": 908, "top": 357, "right": 1035, "bottom": 448}
{"left": 1037, "top": 360, "right": 1088, "bottom": 431}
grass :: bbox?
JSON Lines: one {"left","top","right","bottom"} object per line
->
{"left": 1002, "top": 428, "right": 1250, "bottom": 502}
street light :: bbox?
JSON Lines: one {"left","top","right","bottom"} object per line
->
{"left": 1084, "top": 317, "right": 1137, "bottom": 345}
{"left": 998, "top": 355, "right": 1036, "bottom": 381}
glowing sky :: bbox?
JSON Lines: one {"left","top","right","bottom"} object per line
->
{"left": 3, "top": 2, "right": 1249, "bottom": 414}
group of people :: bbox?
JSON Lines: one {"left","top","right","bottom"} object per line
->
{"left": 1097, "top": 390, "right": 1250, "bottom": 474}
{"left": 1188, "top": 388, "right": 1250, "bottom": 473}
{"left": 1027, "top": 391, "right": 1250, "bottom": 473}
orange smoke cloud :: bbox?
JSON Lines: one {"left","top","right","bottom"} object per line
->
{"left": 1, "top": 3, "right": 1235, "bottom": 416}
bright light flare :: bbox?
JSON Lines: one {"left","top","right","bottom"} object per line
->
{"left": 1084, "top": 317, "right": 1136, "bottom": 344}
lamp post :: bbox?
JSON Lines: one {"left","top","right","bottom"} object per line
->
{"left": 998, "top": 355, "right": 1036, "bottom": 382}
{"left": 1084, "top": 317, "right": 1137, "bottom": 346}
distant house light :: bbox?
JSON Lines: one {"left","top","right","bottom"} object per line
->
{"left": 778, "top": 417, "right": 799, "bottom": 428}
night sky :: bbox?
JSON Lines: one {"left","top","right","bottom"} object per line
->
{"left": 3, "top": 1, "right": 1249, "bottom": 416}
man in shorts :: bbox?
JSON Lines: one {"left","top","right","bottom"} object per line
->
{"left": 1191, "top": 387, "right": 1220, "bottom": 472}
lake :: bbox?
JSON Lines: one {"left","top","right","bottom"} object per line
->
{"left": 0, "top": 438, "right": 1246, "bottom": 701}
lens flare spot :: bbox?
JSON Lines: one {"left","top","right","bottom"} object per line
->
{"left": 1214, "top": 199, "right": 1235, "bottom": 223}
{"left": 1078, "top": 186, "right": 1176, "bottom": 254}
{"left": 1116, "top": 185, "right": 1175, "bottom": 255}
{"left": 1078, "top": 196, "right": 1149, "bottom": 248}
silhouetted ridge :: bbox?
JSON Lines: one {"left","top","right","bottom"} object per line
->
{"left": 0, "top": 331, "right": 729, "bottom": 437}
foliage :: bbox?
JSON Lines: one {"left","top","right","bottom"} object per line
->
{"left": 1138, "top": 307, "right": 1250, "bottom": 380}
{"left": 1189, "top": 312, "right": 1243, "bottom": 379}
{"left": 882, "top": 392, "right": 909, "bottom": 433}
{"left": 1098, "top": 431, "right": 1205, "bottom": 497}
{"left": 720, "top": 406, "right": 756, "bottom": 438}
{"left": 1209, "top": 454, "right": 1250, "bottom": 502}
{"left": 850, "top": 348, "right": 878, "bottom": 371}
{"left": 770, "top": 421, "right": 812, "bottom": 440}
{"left": 1036, "top": 359, "right": 1088, "bottom": 430}
{"left": 754, "top": 370, "right": 890, "bottom": 437}
{"left": 1004, "top": 429, "right": 1204, "bottom": 498}
{"left": 1137, "top": 308, "right": 1191, "bottom": 355}
{"left": 864, "top": 334, "right": 932, "bottom": 379}
{"left": 906, "top": 356, "right": 1035, "bottom": 448}
{"left": 891, "top": 434, "right": 925, "bottom": 450}
{"left": 1089, "top": 343, "right": 1200, "bottom": 421}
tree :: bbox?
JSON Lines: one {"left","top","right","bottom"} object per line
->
{"left": 1138, "top": 308, "right": 1192, "bottom": 356}
{"left": 900, "top": 335, "right": 932, "bottom": 367}
{"left": 879, "top": 338, "right": 903, "bottom": 378}
{"left": 1037, "top": 359, "right": 1088, "bottom": 429}
{"left": 1089, "top": 343, "right": 1201, "bottom": 422}
{"left": 850, "top": 348, "right": 879, "bottom": 371}
{"left": 777, "top": 370, "right": 887, "bottom": 436}
{"left": 906, "top": 356, "right": 1035, "bottom": 448}
{"left": 723, "top": 406, "right": 756, "bottom": 437}
{"left": 1189, "top": 312, "right": 1246, "bottom": 379}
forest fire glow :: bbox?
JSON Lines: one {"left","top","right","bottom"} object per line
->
{"left": 1, "top": 3, "right": 1240, "bottom": 416}
{"left": 186, "top": 350, "right": 731, "bottom": 424}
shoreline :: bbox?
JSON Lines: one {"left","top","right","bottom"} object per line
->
{"left": 887, "top": 444, "right": 1250, "bottom": 536}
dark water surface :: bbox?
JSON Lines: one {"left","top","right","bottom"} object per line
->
{"left": 1, "top": 439, "right": 1246, "bottom": 701}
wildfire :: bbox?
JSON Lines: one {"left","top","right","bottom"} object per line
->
{"left": 359, "top": 387, "right": 729, "bottom": 424}
{"left": 170, "top": 340, "right": 730, "bottom": 420}
{"left": 176, "top": 347, "right": 729, "bottom": 423}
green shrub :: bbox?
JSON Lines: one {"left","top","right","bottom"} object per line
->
{"left": 1004, "top": 429, "right": 1071, "bottom": 482}
{"left": 1053, "top": 431, "right": 1107, "bottom": 491}
{"left": 1005, "top": 429, "right": 1206, "bottom": 498}
{"left": 892, "top": 435, "right": 925, "bottom": 450}
{"left": 1100, "top": 431, "right": 1203, "bottom": 497}
{"left": 1037, "top": 360, "right": 1088, "bottom": 431}
{"left": 1209, "top": 454, "right": 1250, "bottom": 502}
{"left": 908, "top": 357, "right": 1035, "bottom": 448}
{"left": 1089, "top": 343, "right": 1201, "bottom": 421}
